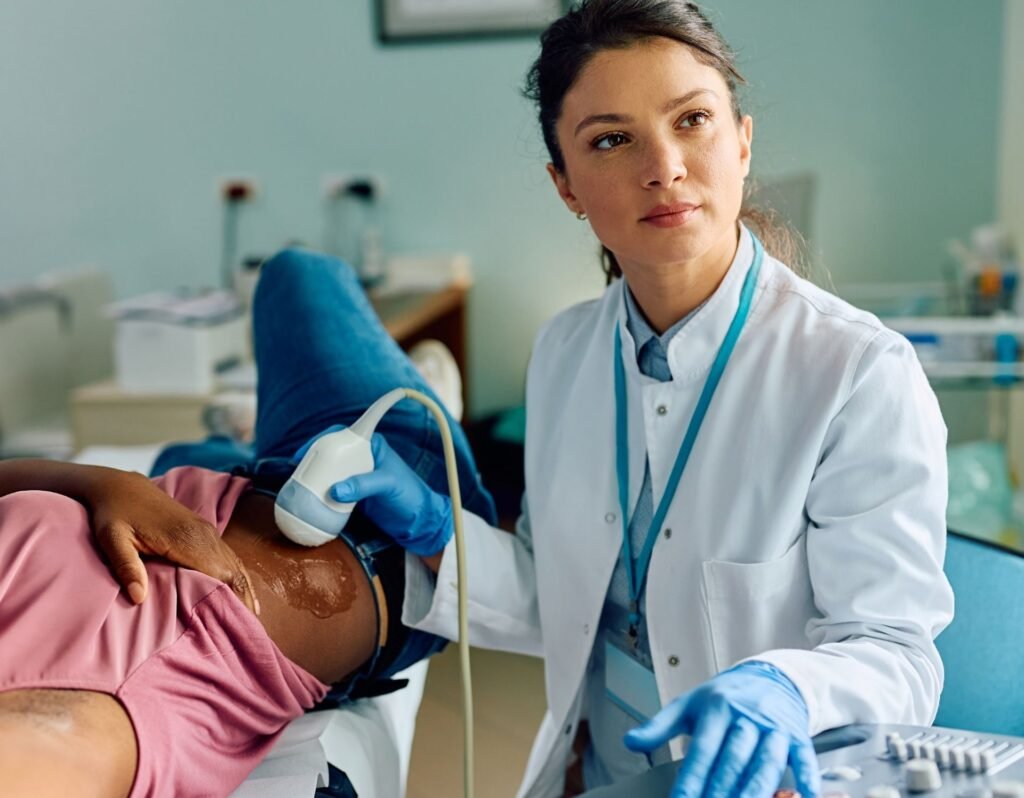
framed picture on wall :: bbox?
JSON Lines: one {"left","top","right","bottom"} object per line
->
{"left": 377, "top": 0, "right": 568, "bottom": 42}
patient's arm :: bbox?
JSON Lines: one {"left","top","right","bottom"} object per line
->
{"left": 0, "top": 459, "right": 257, "bottom": 613}
{"left": 0, "top": 460, "right": 380, "bottom": 684}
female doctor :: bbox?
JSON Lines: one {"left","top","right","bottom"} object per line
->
{"left": 321, "top": 1, "right": 956, "bottom": 795}
{"left": 326, "top": 2, "right": 954, "bottom": 796}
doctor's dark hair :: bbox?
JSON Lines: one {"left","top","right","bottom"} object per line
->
{"left": 524, "top": 0, "right": 807, "bottom": 281}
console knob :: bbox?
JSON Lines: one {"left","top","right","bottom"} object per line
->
{"left": 906, "top": 759, "right": 943, "bottom": 793}
{"left": 992, "top": 781, "right": 1024, "bottom": 798}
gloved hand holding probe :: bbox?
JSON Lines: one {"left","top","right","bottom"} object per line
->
{"left": 293, "top": 426, "right": 453, "bottom": 557}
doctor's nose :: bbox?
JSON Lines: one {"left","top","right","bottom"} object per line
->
{"left": 641, "top": 139, "right": 687, "bottom": 189}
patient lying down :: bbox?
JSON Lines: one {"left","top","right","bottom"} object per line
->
{"left": 0, "top": 460, "right": 400, "bottom": 798}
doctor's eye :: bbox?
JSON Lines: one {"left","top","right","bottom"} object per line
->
{"left": 591, "top": 132, "right": 630, "bottom": 150}
{"left": 679, "top": 109, "right": 712, "bottom": 128}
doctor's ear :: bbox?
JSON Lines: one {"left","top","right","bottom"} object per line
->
{"left": 738, "top": 115, "right": 753, "bottom": 178}
{"left": 546, "top": 163, "right": 583, "bottom": 217}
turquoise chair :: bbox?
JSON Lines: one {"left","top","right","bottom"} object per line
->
{"left": 934, "top": 530, "right": 1024, "bottom": 735}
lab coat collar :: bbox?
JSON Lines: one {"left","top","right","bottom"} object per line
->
{"left": 615, "top": 224, "right": 758, "bottom": 386}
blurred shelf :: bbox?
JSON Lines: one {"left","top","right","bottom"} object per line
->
{"left": 887, "top": 316, "right": 1024, "bottom": 335}
{"left": 922, "top": 362, "right": 1024, "bottom": 380}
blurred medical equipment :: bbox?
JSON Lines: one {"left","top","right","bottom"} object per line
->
{"left": 107, "top": 289, "right": 248, "bottom": 394}
{"left": 946, "top": 441, "right": 1021, "bottom": 548}
{"left": 839, "top": 233, "right": 1024, "bottom": 547}
{"left": 323, "top": 176, "right": 387, "bottom": 287}
{"left": 585, "top": 724, "right": 1024, "bottom": 797}
{"left": 947, "top": 225, "right": 1020, "bottom": 317}
{"left": 0, "top": 269, "right": 114, "bottom": 458}
{"left": 276, "top": 387, "right": 475, "bottom": 798}
{"left": 221, "top": 178, "right": 258, "bottom": 291}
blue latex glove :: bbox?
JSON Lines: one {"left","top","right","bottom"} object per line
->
{"left": 624, "top": 661, "right": 820, "bottom": 798}
{"left": 293, "top": 426, "right": 453, "bottom": 557}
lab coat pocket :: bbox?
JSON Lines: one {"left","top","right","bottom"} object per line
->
{"left": 702, "top": 536, "right": 815, "bottom": 672}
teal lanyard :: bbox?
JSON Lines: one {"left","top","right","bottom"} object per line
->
{"left": 614, "top": 235, "right": 764, "bottom": 641}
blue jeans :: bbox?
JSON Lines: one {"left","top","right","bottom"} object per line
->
{"left": 151, "top": 248, "right": 497, "bottom": 686}
{"left": 152, "top": 247, "right": 496, "bottom": 524}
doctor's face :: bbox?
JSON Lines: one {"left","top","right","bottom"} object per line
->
{"left": 549, "top": 37, "right": 753, "bottom": 277}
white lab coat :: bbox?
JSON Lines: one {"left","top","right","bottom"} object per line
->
{"left": 404, "top": 228, "right": 954, "bottom": 798}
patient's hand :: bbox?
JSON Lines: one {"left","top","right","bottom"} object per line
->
{"left": 89, "top": 469, "right": 259, "bottom": 615}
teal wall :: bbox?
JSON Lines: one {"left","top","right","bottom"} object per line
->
{"left": 0, "top": 1, "right": 1004, "bottom": 415}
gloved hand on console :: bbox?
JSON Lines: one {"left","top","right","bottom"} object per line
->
{"left": 624, "top": 660, "right": 820, "bottom": 798}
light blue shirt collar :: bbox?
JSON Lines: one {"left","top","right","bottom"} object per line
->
{"left": 623, "top": 286, "right": 706, "bottom": 378}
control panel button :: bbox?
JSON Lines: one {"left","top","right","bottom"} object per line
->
{"left": 822, "top": 766, "right": 862, "bottom": 782}
{"left": 957, "top": 789, "right": 993, "bottom": 798}
{"left": 867, "top": 786, "right": 902, "bottom": 798}
{"left": 905, "top": 759, "right": 943, "bottom": 793}
{"left": 992, "top": 781, "right": 1024, "bottom": 798}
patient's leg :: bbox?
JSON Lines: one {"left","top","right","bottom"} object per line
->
{"left": 251, "top": 249, "right": 497, "bottom": 523}
{"left": 0, "top": 689, "right": 137, "bottom": 798}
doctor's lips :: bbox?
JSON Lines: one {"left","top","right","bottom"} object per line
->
{"left": 640, "top": 201, "right": 700, "bottom": 228}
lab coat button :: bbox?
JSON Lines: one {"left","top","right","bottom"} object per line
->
{"left": 656, "top": 404, "right": 668, "bottom": 416}
{"left": 668, "top": 655, "right": 679, "bottom": 667}
{"left": 583, "top": 624, "right": 590, "bottom": 635}
{"left": 564, "top": 724, "right": 573, "bottom": 736}
{"left": 604, "top": 512, "right": 616, "bottom": 523}
{"left": 664, "top": 528, "right": 672, "bottom": 539}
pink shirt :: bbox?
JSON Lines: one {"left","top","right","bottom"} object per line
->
{"left": 0, "top": 466, "right": 328, "bottom": 797}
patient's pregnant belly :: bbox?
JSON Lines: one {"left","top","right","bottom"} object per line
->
{"left": 222, "top": 491, "right": 378, "bottom": 685}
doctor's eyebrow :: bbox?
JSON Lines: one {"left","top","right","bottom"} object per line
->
{"left": 572, "top": 88, "right": 719, "bottom": 137}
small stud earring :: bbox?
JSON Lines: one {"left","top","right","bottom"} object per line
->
{"left": 575, "top": 210, "right": 587, "bottom": 221}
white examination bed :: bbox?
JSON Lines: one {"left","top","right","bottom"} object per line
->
{"left": 73, "top": 445, "right": 427, "bottom": 798}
